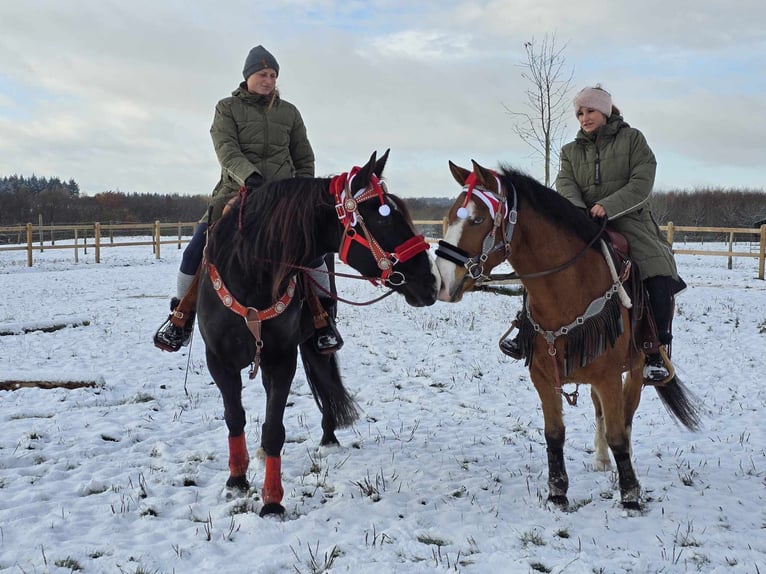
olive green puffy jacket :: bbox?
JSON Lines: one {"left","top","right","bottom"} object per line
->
{"left": 207, "top": 84, "right": 315, "bottom": 220}
{"left": 555, "top": 115, "right": 678, "bottom": 280}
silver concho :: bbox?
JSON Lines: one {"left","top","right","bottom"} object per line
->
{"left": 223, "top": 295, "right": 233, "bottom": 307}
{"left": 378, "top": 258, "right": 392, "bottom": 270}
{"left": 275, "top": 302, "right": 286, "bottom": 313}
{"left": 344, "top": 198, "right": 357, "bottom": 212}
{"left": 213, "top": 278, "right": 222, "bottom": 290}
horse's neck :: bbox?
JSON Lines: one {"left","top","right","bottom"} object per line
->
{"left": 513, "top": 211, "right": 611, "bottom": 321}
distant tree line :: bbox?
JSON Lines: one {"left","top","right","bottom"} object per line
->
{"left": 0, "top": 175, "right": 208, "bottom": 225}
{"left": 1, "top": 175, "right": 765, "bottom": 234}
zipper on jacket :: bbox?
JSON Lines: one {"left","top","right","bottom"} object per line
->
{"left": 594, "top": 146, "right": 601, "bottom": 186}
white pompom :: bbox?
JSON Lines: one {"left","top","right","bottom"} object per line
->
{"left": 456, "top": 206, "right": 468, "bottom": 219}
{"left": 378, "top": 204, "right": 391, "bottom": 216}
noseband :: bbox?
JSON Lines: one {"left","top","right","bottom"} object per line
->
{"left": 435, "top": 172, "right": 518, "bottom": 282}
{"left": 330, "top": 167, "right": 429, "bottom": 287}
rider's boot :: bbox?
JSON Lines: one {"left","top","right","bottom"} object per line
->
{"left": 643, "top": 276, "right": 675, "bottom": 385}
{"left": 154, "top": 270, "right": 200, "bottom": 352}
{"left": 314, "top": 297, "right": 343, "bottom": 354}
{"left": 499, "top": 308, "right": 525, "bottom": 360}
{"left": 154, "top": 297, "right": 196, "bottom": 352}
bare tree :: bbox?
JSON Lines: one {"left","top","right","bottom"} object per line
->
{"left": 505, "top": 34, "right": 574, "bottom": 187}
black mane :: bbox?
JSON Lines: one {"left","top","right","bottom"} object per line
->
{"left": 207, "top": 177, "right": 335, "bottom": 294}
{"left": 498, "top": 165, "right": 602, "bottom": 246}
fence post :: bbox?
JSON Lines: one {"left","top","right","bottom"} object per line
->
{"left": 177, "top": 222, "right": 182, "bottom": 249}
{"left": 154, "top": 220, "right": 161, "bottom": 259}
{"left": 38, "top": 214, "right": 44, "bottom": 252}
{"left": 94, "top": 223, "right": 101, "bottom": 263}
{"left": 727, "top": 231, "right": 734, "bottom": 270}
{"left": 26, "top": 223, "right": 33, "bottom": 267}
{"left": 666, "top": 221, "right": 674, "bottom": 246}
{"left": 74, "top": 228, "right": 79, "bottom": 263}
{"left": 442, "top": 217, "right": 448, "bottom": 238}
{"left": 759, "top": 224, "right": 765, "bottom": 280}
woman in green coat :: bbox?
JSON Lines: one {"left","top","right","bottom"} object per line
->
{"left": 154, "top": 45, "right": 342, "bottom": 355}
{"left": 502, "top": 85, "right": 684, "bottom": 384}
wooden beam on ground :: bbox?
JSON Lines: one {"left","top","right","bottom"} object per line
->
{"left": 0, "top": 380, "right": 101, "bottom": 391}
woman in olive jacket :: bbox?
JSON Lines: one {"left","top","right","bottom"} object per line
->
{"left": 155, "top": 46, "right": 341, "bottom": 355}
{"left": 502, "top": 85, "right": 684, "bottom": 384}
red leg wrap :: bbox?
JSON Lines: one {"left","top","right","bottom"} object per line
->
{"left": 228, "top": 434, "right": 250, "bottom": 477}
{"left": 261, "top": 456, "right": 284, "bottom": 505}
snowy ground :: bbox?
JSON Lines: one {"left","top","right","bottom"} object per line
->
{"left": 0, "top": 241, "right": 764, "bottom": 574}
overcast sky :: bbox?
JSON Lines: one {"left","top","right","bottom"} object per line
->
{"left": 1, "top": 0, "right": 764, "bottom": 199}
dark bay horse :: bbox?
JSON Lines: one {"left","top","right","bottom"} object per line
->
{"left": 435, "top": 160, "right": 699, "bottom": 510}
{"left": 197, "top": 150, "right": 439, "bottom": 516}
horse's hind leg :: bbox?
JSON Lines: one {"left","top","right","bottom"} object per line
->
{"left": 530, "top": 365, "right": 569, "bottom": 508}
{"left": 594, "top": 372, "right": 642, "bottom": 509}
{"left": 591, "top": 388, "right": 611, "bottom": 471}
{"left": 207, "top": 353, "right": 250, "bottom": 492}
{"left": 299, "top": 341, "right": 360, "bottom": 448}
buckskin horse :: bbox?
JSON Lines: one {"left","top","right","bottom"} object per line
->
{"left": 435, "top": 160, "right": 699, "bottom": 510}
{"left": 196, "top": 150, "right": 439, "bottom": 516}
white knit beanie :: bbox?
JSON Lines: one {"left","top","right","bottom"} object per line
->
{"left": 573, "top": 85, "right": 612, "bottom": 117}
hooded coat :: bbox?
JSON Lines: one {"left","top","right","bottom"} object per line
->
{"left": 555, "top": 114, "right": 678, "bottom": 280}
{"left": 207, "top": 84, "right": 315, "bottom": 220}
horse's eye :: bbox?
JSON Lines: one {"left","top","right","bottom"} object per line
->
{"left": 470, "top": 216, "right": 485, "bottom": 225}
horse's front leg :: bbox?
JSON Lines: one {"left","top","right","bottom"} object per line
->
{"left": 207, "top": 352, "right": 250, "bottom": 492}
{"left": 530, "top": 361, "right": 568, "bottom": 508}
{"left": 259, "top": 350, "right": 298, "bottom": 516}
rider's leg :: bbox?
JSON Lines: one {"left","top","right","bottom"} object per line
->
{"left": 307, "top": 256, "right": 343, "bottom": 354}
{"left": 499, "top": 288, "right": 527, "bottom": 359}
{"left": 643, "top": 275, "right": 674, "bottom": 383}
{"left": 154, "top": 223, "right": 207, "bottom": 352}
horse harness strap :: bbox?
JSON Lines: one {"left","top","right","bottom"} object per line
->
{"left": 330, "top": 168, "right": 429, "bottom": 286}
{"left": 435, "top": 174, "right": 518, "bottom": 283}
{"left": 208, "top": 262, "right": 297, "bottom": 379}
{"left": 524, "top": 278, "right": 622, "bottom": 407}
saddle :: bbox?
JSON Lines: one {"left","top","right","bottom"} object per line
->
{"left": 602, "top": 227, "right": 664, "bottom": 357}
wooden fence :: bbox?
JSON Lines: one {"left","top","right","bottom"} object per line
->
{"left": 1, "top": 220, "right": 765, "bottom": 279}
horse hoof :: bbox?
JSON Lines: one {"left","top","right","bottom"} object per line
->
{"left": 547, "top": 495, "right": 569, "bottom": 509}
{"left": 259, "top": 502, "right": 285, "bottom": 517}
{"left": 226, "top": 475, "right": 250, "bottom": 492}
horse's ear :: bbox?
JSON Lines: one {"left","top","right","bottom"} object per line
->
{"left": 470, "top": 160, "right": 497, "bottom": 192}
{"left": 374, "top": 148, "right": 390, "bottom": 178}
{"left": 353, "top": 151, "right": 378, "bottom": 192}
{"left": 448, "top": 161, "right": 471, "bottom": 186}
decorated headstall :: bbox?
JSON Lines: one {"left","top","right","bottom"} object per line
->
{"left": 435, "top": 171, "right": 518, "bottom": 281}
{"left": 329, "top": 167, "right": 429, "bottom": 286}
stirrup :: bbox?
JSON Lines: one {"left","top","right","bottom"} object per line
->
{"left": 643, "top": 346, "right": 674, "bottom": 386}
{"left": 498, "top": 321, "right": 524, "bottom": 360}
{"left": 314, "top": 323, "right": 343, "bottom": 355}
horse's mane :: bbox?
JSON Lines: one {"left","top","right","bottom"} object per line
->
{"left": 207, "top": 177, "right": 334, "bottom": 296}
{"left": 498, "top": 165, "right": 602, "bottom": 246}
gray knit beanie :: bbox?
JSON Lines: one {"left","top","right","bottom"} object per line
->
{"left": 243, "top": 45, "right": 279, "bottom": 79}
{"left": 573, "top": 85, "right": 612, "bottom": 117}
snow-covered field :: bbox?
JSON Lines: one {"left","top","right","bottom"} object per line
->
{"left": 1, "top": 241, "right": 764, "bottom": 574}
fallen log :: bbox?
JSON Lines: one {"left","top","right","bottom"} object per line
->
{"left": 0, "top": 318, "right": 91, "bottom": 336}
{"left": 0, "top": 380, "right": 101, "bottom": 391}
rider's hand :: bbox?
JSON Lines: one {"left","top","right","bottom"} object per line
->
{"left": 245, "top": 173, "right": 264, "bottom": 189}
{"left": 590, "top": 204, "right": 607, "bottom": 219}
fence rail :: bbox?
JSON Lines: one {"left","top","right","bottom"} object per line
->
{"left": 1, "top": 220, "right": 765, "bottom": 279}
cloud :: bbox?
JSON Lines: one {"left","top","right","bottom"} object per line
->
{"left": 0, "top": 0, "right": 764, "bottom": 199}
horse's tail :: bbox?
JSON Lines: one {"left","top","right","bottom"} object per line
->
{"left": 299, "top": 342, "right": 360, "bottom": 428}
{"left": 654, "top": 375, "right": 702, "bottom": 431}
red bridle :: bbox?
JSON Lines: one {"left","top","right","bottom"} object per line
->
{"left": 329, "top": 167, "right": 429, "bottom": 285}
